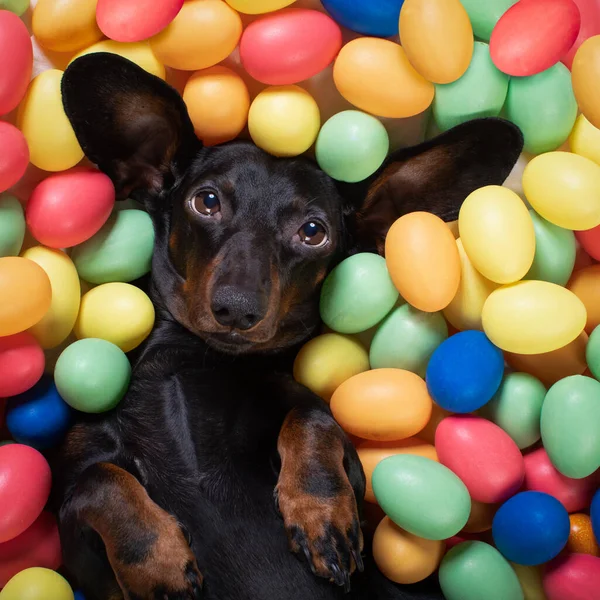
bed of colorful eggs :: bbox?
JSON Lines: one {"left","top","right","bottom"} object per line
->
{"left": 2, "top": 0, "right": 600, "bottom": 599}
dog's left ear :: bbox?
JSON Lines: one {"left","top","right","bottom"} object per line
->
{"left": 62, "top": 53, "right": 199, "bottom": 199}
{"left": 347, "top": 118, "right": 524, "bottom": 253}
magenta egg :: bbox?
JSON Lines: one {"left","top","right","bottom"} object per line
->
{"left": 26, "top": 167, "right": 115, "bottom": 248}
{"left": 0, "top": 122, "right": 29, "bottom": 193}
{"left": 0, "top": 10, "right": 33, "bottom": 115}
{"left": 562, "top": 0, "right": 600, "bottom": 69}
{"left": 240, "top": 8, "right": 343, "bottom": 85}
{"left": 0, "top": 332, "right": 45, "bottom": 398}
{"left": 544, "top": 553, "right": 600, "bottom": 599}
{"left": 435, "top": 415, "right": 525, "bottom": 503}
{"left": 96, "top": 0, "right": 184, "bottom": 42}
{"left": 490, "top": 0, "right": 581, "bottom": 76}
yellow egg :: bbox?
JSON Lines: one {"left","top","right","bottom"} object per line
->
{"left": 443, "top": 239, "right": 499, "bottom": 331}
{"left": 510, "top": 564, "right": 547, "bottom": 600}
{"left": 248, "top": 86, "right": 320, "bottom": 157}
{"left": 482, "top": 281, "right": 587, "bottom": 354}
{"left": 570, "top": 114, "right": 600, "bottom": 166}
{"left": 522, "top": 151, "right": 600, "bottom": 230}
{"left": 572, "top": 35, "right": 600, "bottom": 130}
{"left": 17, "top": 70, "right": 84, "bottom": 172}
{"left": 22, "top": 247, "right": 80, "bottom": 350}
{"left": 225, "top": 0, "right": 296, "bottom": 13}
{"left": 0, "top": 568, "right": 74, "bottom": 600}
{"left": 32, "top": 0, "right": 102, "bottom": 53}
{"left": 399, "top": 0, "right": 474, "bottom": 84}
{"left": 458, "top": 186, "right": 535, "bottom": 284}
{"left": 75, "top": 283, "right": 155, "bottom": 353}
{"left": 293, "top": 333, "right": 370, "bottom": 403}
{"left": 72, "top": 40, "right": 166, "bottom": 80}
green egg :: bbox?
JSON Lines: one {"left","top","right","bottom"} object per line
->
{"left": 479, "top": 372, "right": 546, "bottom": 449}
{"left": 586, "top": 325, "right": 600, "bottom": 381}
{"left": 504, "top": 63, "right": 577, "bottom": 154}
{"left": 434, "top": 42, "right": 509, "bottom": 132}
{"left": 71, "top": 210, "right": 155, "bottom": 284}
{"left": 459, "top": 0, "right": 517, "bottom": 41}
{"left": 0, "top": 194, "right": 25, "bottom": 257}
{"left": 541, "top": 375, "right": 600, "bottom": 479}
{"left": 0, "top": 0, "right": 29, "bottom": 16}
{"left": 369, "top": 304, "right": 448, "bottom": 376}
{"left": 372, "top": 454, "right": 471, "bottom": 540}
{"left": 440, "top": 542, "right": 524, "bottom": 600}
{"left": 320, "top": 253, "right": 399, "bottom": 334}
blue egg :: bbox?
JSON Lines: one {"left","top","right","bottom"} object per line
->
{"left": 492, "top": 491, "right": 570, "bottom": 566}
{"left": 74, "top": 592, "right": 86, "bottom": 600}
{"left": 6, "top": 375, "right": 72, "bottom": 449}
{"left": 591, "top": 488, "right": 600, "bottom": 544}
{"left": 425, "top": 330, "right": 504, "bottom": 413}
{"left": 322, "top": 0, "right": 404, "bottom": 37}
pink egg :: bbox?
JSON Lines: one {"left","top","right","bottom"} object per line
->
{"left": 490, "top": 0, "right": 581, "bottom": 76}
{"left": 0, "top": 10, "right": 32, "bottom": 116}
{"left": 0, "top": 122, "right": 29, "bottom": 193}
{"left": 240, "top": 8, "right": 342, "bottom": 85}
{"left": 563, "top": 0, "right": 600, "bottom": 69}
{"left": 0, "top": 332, "right": 45, "bottom": 398}
{"left": 97, "top": 0, "right": 184, "bottom": 42}
{"left": 26, "top": 167, "right": 115, "bottom": 248}
{"left": 523, "top": 447, "right": 598, "bottom": 513}
{"left": 0, "top": 444, "right": 51, "bottom": 543}
{"left": 544, "top": 553, "right": 600, "bottom": 599}
{"left": 435, "top": 415, "right": 525, "bottom": 503}
{"left": 0, "top": 511, "right": 61, "bottom": 587}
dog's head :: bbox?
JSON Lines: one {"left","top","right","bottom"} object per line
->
{"left": 62, "top": 54, "right": 523, "bottom": 355}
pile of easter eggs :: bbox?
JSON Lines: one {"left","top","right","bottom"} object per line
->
{"left": 2, "top": 0, "right": 600, "bottom": 598}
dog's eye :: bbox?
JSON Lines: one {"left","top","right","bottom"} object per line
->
{"left": 192, "top": 192, "right": 220, "bottom": 216}
{"left": 299, "top": 221, "right": 328, "bottom": 247}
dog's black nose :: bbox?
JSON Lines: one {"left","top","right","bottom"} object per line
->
{"left": 211, "top": 285, "right": 267, "bottom": 331}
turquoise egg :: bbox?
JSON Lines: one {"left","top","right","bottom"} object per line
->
{"left": 586, "top": 325, "right": 600, "bottom": 381}
{"left": 541, "top": 375, "right": 600, "bottom": 478}
{"left": 504, "top": 63, "right": 577, "bottom": 154}
{"left": 459, "top": 0, "right": 517, "bottom": 41}
{"left": 372, "top": 454, "right": 471, "bottom": 540}
{"left": 0, "top": 194, "right": 25, "bottom": 257}
{"left": 434, "top": 42, "right": 509, "bottom": 132}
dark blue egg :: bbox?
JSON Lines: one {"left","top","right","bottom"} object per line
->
{"left": 74, "top": 592, "right": 86, "bottom": 600}
{"left": 591, "top": 488, "right": 600, "bottom": 544}
{"left": 322, "top": 0, "right": 404, "bottom": 37}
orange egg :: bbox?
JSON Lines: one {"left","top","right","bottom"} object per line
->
{"left": 462, "top": 499, "right": 499, "bottom": 534}
{"left": 385, "top": 212, "right": 461, "bottom": 312}
{"left": 331, "top": 369, "right": 432, "bottom": 441}
{"left": 567, "top": 513, "right": 600, "bottom": 556}
{"left": 333, "top": 38, "right": 434, "bottom": 119}
{"left": 572, "top": 35, "right": 600, "bottom": 130}
{"left": 568, "top": 264, "right": 600, "bottom": 333}
{"left": 373, "top": 517, "right": 445, "bottom": 584}
{"left": 357, "top": 438, "right": 438, "bottom": 503}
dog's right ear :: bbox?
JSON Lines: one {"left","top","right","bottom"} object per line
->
{"left": 62, "top": 53, "right": 199, "bottom": 199}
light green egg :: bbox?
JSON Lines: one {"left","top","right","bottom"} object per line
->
{"left": 434, "top": 42, "right": 509, "bottom": 132}
{"left": 504, "top": 63, "right": 577, "bottom": 154}
{"left": 459, "top": 0, "right": 517, "bottom": 41}
{"left": 71, "top": 210, "right": 155, "bottom": 284}
{"left": 541, "top": 375, "right": 600, "bottom": 479}
{"left": 0, "top": 0, "right": 29, "bottom": 16}
{"left": 479, "top": 372, "right": 546, "bottom": 449}
{"left": 369, "top": 304, "right": 448, "bottom": 376}
{"left": 0, "top": 194, "right": 25, "bottom": 257}
{"left": 586, "top": 325, "right": 600, "bottom": 381}
{"left": 440, "top": 542, "right": 524, "bottom": 600}
{"left": 320, "top": 253, "right": 399, "bottom": 334}
{"left": 372, "top": 454, "right": 471, "bottom": 540}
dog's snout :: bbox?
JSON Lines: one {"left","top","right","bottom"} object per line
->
{"left": 211, "top": 285, "right": 267, "bottom": 331}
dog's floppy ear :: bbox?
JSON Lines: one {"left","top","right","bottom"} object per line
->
{"left": 346, "top": 118, "right": 523, "bottom": 253}
{"left": 62, "top": 53, "right": 198, "bottom": 199}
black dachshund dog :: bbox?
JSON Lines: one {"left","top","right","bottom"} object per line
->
{"left": 52, "top": 53, "right": 523, "bottom": 600}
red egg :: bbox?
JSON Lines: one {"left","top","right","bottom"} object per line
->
{"left": 435, "top": 415, "right": 525, "bottom": 503}
{"left": 563, "top": 0, "right": 600, "bottom": 68}
{"left": 490, "top": 0, "right": 581, "bottom": 76}
{"left": 544, "top": 553, "right": 600, "bottom": 599}
{"left": 0, "top": 332, "right": 45, "bottom": 398}
{"left": 576, "top": 224, "right": 600, "bottom": 260}
{"left": 97, "top": 0, "right": 183, "bottom": 42}
{"left": 26, "top": 167, "right": 115, "bottom": 248}
{"left": 0, "top": 511, "right": 61, "bottom": 587}
{"left": 0, "top": 444, "right": 51, "bottom": 543}
{"left": 0, "top": 122, "right": 29, "bottom": 193}
{"left": 240, "top": 8, "right": 342, "bottom": 85}
{"left": 0, "top": 10, "right": 32, "bottom": 115}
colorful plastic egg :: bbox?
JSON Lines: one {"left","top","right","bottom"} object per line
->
{"left": 490, "top": 0, "right": 580, "bottom": 76}
{"left": 543, "top": 553, "right": 600, "bottom": 600}
{"left": 320, "top": 253, "right": 398, "bottom": 334}
{"left": 17, "top": 70, "right": 84, "bottom": 172}
{"left": 459, "top": 186, "right": 535, "bottom": 284}
{"left": 0, "top": 257, "right": 51, "bottom": 337}
{"left": 150, "top": 0, "right": 242, "bottom": 71}
{"left": 570, "top": 114, "right": 600, "bottom": 167}
{"left": 225, "top": 0, "right": 296, "bottom": 13}
{"left": 569, "top": 265, "right": 600, "bottom": 333}
{"left": 459, "top": 0, "right": 517, "bottom": 41}
{"left": 592, "top": 489, "right": 600, "bottom": 541}
{"left": 0, "top": 332, "right": 44, "bottom": 398}
{"left": 587, "top": 323, "right": 600, "bottom": 379}
{"left": 0, "top": 0, "right": 29, "bottom": 16}
{"left": 0, "top": 10, "right": 32, "bottom": 115}
{"left": 321, "top": 0, "right": 404, "bottom": 36}
{"left": 331, "top": 369, "right": 432, "bottom": 441}
{"left": 576, "top": 225, "right": 600, "bottom": 262}
{"left": 333, "top": 38, "right": 434, "bottom": 119}
{"left": 372, "top": 454, "right": 471, "bottom": 540}
{"left": 439, "top": 542, "right": 524, "bottom": 600}
{"left": 0, "top": 122, "right": 28, "bottom": 194}
{"left": 567, "top": 514, "right": 600, "bottom": 555}
{"left": 399, "top": 0, "right": 474, "bottom": 84}
{"left": 0, "top": 568, "right": 73, "bottom": 600}
{"left": 0, "top": 444, "right": 51, "bottom": 543}
{"left": 572, "top": 35, "right": 600, "bottom": 130}
{"left": 563, "top": 0, "right": 600, "bottom": 68}
{"left": 541, "top": 375, "right": 600, "bottom": 479}
{"left": 510, "top": 564, "right": 547, "bottom": 600}
{"left": 463, "top": 500, "right": 499, "bottom": 534}
{"left": 0, "top": 195, "right": 25, "bottom": 258}
{"left": 482, "top": 281, "right": 587, "bottom": 354}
